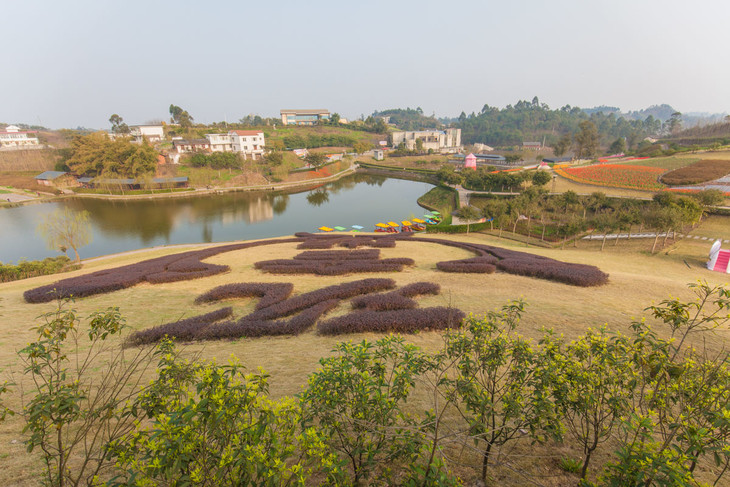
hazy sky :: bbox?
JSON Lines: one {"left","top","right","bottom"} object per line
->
{"left": 3, "top": 0, "right": 729, "bottom": 129}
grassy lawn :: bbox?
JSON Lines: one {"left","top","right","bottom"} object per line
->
{"left": 417, "top": 186, "right": 457, "bottom": 215}
{"left": 2, "top": 228, "right": 730, "bottom": 484}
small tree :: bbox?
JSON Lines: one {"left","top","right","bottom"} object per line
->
{"left": 352, "top": 141, "right": 373, "bottom": 154}
{"left": 531, "top": 170, "right": 551, "bottom": 187}
{"left": 38, "top": 208, "right": 92, "bottom": 263}
{"left": 440, "top": 301, "right": 561, "bottom": 481}
{"left": 304, "top": 152, "right": 327, "bottom": 169}
{"left": 301, "top": 336, "right": 430, "bottom": 485}
{"left": 19, "top": 301, "right": 157, "bottom": 487}
{"left": 456, "top": 205, "right": 483, "bottom": 234}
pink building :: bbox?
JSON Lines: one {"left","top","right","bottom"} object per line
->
{"left": 464, "top": 153, "right": 477, "bottom": 170}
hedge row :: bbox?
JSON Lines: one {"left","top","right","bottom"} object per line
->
{"left": 436, "top": 259, "right": 497, "bottom": 274}
{"left": 130, "top": 278, "right": 455, "bottom": 343}
{"left": 496, "top": 259, "right": 609, "bottom": 287}
{"left": 245, "top": 278, "right": 396, "bottom": 322}
{"left": 0, "top": 256, "right": 74, "bottom": 283}
{"left": 294, "top": 249, "right": 380, "bottom": 260}
{"left": 200, "top": 300, "right": 340, "bottom": 339}
{"left": 413, "top": 237, "right": 609, "bottom": 287}
{"left": 351, "top": 282, "right": 440, "bottom": 311}
{"left": 318, "top": 307, "right": 466, "bottom": 335}
{"left": 126, "top": 307, "right": 233, "bottom": 346}
{"left": 194, "top": 283, "right": 294, "bottom": 309}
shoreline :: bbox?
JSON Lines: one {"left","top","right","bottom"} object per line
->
{"left": 0, "top": 164, "right": 360, "bottom": 207}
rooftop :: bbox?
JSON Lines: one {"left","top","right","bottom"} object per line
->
{"left": 280, "top": 109, "right": 330, "bottom": 115}
{"left": 35, "top": 171, "right": 67, "bottom": 180}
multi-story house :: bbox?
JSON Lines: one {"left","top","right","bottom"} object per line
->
{"left": 130, "top": 124, "right": 164, "bottom": 143}
{"left": 205, "top": 133, "right": 233, "bottom": 152}
{"left": 204, "top": 131, "right": 265, "bottom": 159}
{"left": 0, "top": 125, "right": 40, "bottom": 149}
{"left": 229, "top": 130, "right": 265, "bottom": 160}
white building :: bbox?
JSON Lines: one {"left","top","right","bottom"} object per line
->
{"left": 280, "top": 109, "right": 330, "bottom": 125}
{"left": 391, "top": 128, "right": 461, "bottom": 153}
{"left": 205, "top": 133, "right": 233, "bottom": 152}
{"left": 0, "top": 125, "right": 40, "bottom": 149}
{"left": 230, "top": 130, "right": 265, "bottom": 159}
{"left": 130, "top": 125, "right": 164, "bottom": 143}
{"left": 204, "top": 131, "right": 266, "bottom": 159}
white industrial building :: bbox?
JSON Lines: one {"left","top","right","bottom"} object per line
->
{"left": 391, "top": 128, "right": 461, "bottom": 153}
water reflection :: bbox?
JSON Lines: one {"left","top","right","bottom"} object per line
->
{"left": 306, "top": 189, "right": 330, "bottom": 207}
{"left": 0, "top": 174, "right": 433, "bottom": 263}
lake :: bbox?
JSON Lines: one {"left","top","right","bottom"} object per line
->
{"left": 0, "top": 174, "right": 435, "bottom": 263}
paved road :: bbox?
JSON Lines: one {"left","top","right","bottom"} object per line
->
{"left": 582, "top": 232, "right": 729, "bottom": 244}
{"left": 1, "top": 192, "right": 36, "bottom": 203}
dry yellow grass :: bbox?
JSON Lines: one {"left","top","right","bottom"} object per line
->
{"left": 1, "top": 229, "right": 729, "bottom": 485}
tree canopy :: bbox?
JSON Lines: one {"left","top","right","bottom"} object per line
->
{"left": 66, "top": 132, "right": 158, "bottom": 177}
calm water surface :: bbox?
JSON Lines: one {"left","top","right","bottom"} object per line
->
{"left": 0, "top": 174, "right": 434, "bottom": 263}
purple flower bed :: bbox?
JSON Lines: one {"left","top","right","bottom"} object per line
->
{"left": 127, "top": 307, "right": 233, "bottom": 346}
{"left": 351, "top": 281, "right": 440, "bottom": 310}
{"left": 255, "top": 248, "right": 415, "bottom": 275}
{"left": 436, "top": 257, "right": 497, "bottom": 274}
{"left": 245, "top": 278, "right": 396, "bottom": 321}
{"left": 496, "top": 259, "right": 609, "bottom": 287}
{"left": 318, "top": 307, "right": 466, "bottom": 335}
{"left": 200, "top": 300, "right": 340, "bottom": 339}
{"left": 194, "top": 282, "right": 294, "bottom": 309}
{"left": 294, "top": 249, "right": 381, "bottom": 260}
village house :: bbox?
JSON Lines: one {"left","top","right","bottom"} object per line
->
{"left": 172, "top": 138, "right": 211, "bottom": 153}
{"left": 130, "top": 124, "right": 165, "bottom": 143}
{"left": 229, "top": 130, "right": 265, "bottom": 160}
{"left": 522, "top": 141, "right": 542, "bottom": 150}
{"left": 204, "top": 131, "right": 265, "bottom": 159}
{"left": 34, "top": 171, "right": 74, "bottom": 187}
{"left": 391, "top": 128, "right": 462, "bottom": 153}
{"left": 0, "top": 125, "right": 40, "bottom": 149}
{"left": 280, "top": 109, "right": 330, "bottom": 126}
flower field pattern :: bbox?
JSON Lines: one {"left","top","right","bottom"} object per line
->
{"left": 127, "top": 278, "right": 465, "bottom": 343}
{"left": 22, "top": 231, "right": 610, "bottom": 342}
{"left": 555, "top": 164, "right": 666, "bottom": 191}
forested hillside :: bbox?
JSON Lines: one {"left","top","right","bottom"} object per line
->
{"left": 445, "top": 97, "right": 662, "bottom": 148}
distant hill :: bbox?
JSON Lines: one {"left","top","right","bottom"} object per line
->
{"left": 583, "top": 104, "right": 727, "bottom": 127}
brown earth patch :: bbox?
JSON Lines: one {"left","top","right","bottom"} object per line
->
{"left": 660, "top": 159, "right": 730, "bottom": 185}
